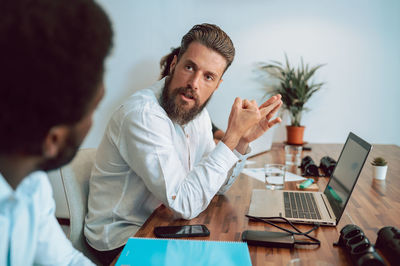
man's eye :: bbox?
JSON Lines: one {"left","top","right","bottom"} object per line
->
{"left": 185, "top": 65, "right": 193, "bottom": 71}
{"left": 205, "top": 75, "right": 213, "bottom": 81}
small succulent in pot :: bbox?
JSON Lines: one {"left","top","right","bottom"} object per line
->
{"left": 371, "top": 157, "right": 387, "bottom": 166}
{"left": 371, "top": 157, "right": 388, "bottom": 180}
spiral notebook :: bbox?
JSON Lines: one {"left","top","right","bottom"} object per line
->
{"left": 115, "top": 237, "right": 252, "bottom": 266}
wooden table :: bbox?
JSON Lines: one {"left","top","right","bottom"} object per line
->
{"left": 114, "top": 143, "right": 400, "bottom": 265}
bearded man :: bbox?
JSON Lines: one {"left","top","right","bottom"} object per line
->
{"left": 84, "top": 23, "right": 282, "bottom": 261}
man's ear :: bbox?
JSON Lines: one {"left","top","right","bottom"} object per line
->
{"left": 169, "top": 55, "right": 178, "bottom": 75}
{"left": 42, "top": 126, "right": 69, "bottom": 158}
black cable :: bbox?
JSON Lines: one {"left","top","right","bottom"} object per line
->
{"left": 247, "top": 215, "right": 320, "bottom": 245}
{"left": 246, "top": 215, "right": 319, "bottom": 235}
{"left": 246, "top": 215, "right": 321, "bottom": 246}
{"left": 247, "top": 216, "right": 320, "bottom": 245}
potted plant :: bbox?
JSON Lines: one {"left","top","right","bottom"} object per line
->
{"left": 258, "top": 54, "right": 325, "bottom": 144}
{"left": 371, "top": 157, "right": 388, "bottom": 180}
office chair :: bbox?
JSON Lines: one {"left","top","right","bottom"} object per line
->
{"left": 47, "top": 148, "right": 100, "bottom": 264}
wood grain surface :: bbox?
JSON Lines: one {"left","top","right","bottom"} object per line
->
{"left": 112, "top": 143, "right": 400, "bottom": 265}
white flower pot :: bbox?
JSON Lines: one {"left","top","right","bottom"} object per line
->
{"left": 373, "top": 165, "right": 388, "bottom": 180}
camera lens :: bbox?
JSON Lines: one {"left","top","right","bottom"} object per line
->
{"left": 344, "top": 228, "right": 362, "bottom": 240}
{"left": 348, "top": 234, "right": 365, "bottom": 245}
{"left": 300, "top": 156, "right": 319, "bottom": 176}
{"left": 352, "top": 241, "right": 370, "bottom": 254}
{"left": 336, "top": 224, "right": 385, "bottom": 266}
{"left": 320, "top": 156, "right": 336, "bottom": 177}
{"left": 345, "top": 232, "right": 365, "bottom": 251}
{"left": 357, "top": 253, "right": 385, "bottom": 266}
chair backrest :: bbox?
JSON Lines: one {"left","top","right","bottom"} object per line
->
{"left": 60, "top": 148, "right": 96, "bottom": 249}
{"left": 47, "top": 169, "right": 70, "bottom": 220}
{"left": 48, "top": 148, "right": 99, "bottom": 264}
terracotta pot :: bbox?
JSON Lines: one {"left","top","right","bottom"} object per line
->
{"left": 286, "top": 125, "right": 305, "bottom": 145}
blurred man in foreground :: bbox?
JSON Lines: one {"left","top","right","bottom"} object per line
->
{"left": 0, "top": 0, "right": 113, "bottom": 264}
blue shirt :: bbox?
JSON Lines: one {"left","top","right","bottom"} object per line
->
{"left": 0, "top": 171, "right": 94, "bottom": 265}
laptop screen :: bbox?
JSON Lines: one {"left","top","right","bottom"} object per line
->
{"left": 323, "top": 132, "right": 372, "bottom": 223}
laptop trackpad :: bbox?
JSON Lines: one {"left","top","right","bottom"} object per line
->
{"left": 248, "top": 189, "right": 283, "bottom": 217}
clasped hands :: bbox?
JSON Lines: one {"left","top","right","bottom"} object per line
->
{"left": 222, "top": 94, "right": 282, "bottom": 153}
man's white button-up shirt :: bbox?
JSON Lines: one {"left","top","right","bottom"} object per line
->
{"left": 85, "top": 78, "right": 250, "bottom": 251}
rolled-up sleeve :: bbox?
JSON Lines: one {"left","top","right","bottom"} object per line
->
{"left": 217, "top": 146, "right": 252, "bottom": 194}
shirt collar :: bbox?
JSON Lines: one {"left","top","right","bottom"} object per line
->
{"left": 152, "top": 77, "right": 167, "bottom": 104}
{"left": 0, "top": 172, "right": 14, "bottom": 200}
{"left": 0, "top": 171, "right": 45, "bottom": 202}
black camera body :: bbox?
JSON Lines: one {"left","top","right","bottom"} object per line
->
{"left": 319, "top": 156, "right": 337, "bottom": 177}
{"left": 300, "top": 156, "right": 319, "bottom": 177}
{"left": 375, "top": 226, "right": 400, "bottom": 264}
{"left": 300, "top": 156, "right": 338, "bottom": 177}
{"left": 335, "top": 224, "right": 385, "bottom": 266}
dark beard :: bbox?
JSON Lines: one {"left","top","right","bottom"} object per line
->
{"left": 38, "top": 130, "right": 80, "bottom": 171}
{"left": 161, "top": 74, "right": 211, "bottom": 125}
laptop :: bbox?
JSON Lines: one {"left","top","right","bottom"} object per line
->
{"left": 247, "top": 132, "right": 372, "bottom": 226}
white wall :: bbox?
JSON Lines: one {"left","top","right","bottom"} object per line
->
{"left": 82, "top": 0, "right": 400, "bottom": 148}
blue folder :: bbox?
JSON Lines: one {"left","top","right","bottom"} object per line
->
{"left": 116, "top": 237, "right": 252, "bottom": 266}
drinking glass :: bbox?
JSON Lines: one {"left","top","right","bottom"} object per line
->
{"left": 264, "top": 164, "right": 286, "bottom": 190}
{"left": 285, "top": 145, "right": 303, "bottom": 166}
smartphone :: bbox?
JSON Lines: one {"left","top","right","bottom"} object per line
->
{"left": 154, "top": 224, "right": 210, "bottom": 238}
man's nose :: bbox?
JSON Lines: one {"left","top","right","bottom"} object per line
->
{"left": 188, "top": 71, "right": 201, "bottom": 91}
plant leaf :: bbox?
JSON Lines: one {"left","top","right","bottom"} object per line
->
{"left": 256, "top": 54, "right": 325, "bottom": 126}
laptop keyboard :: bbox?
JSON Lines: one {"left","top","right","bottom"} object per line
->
{"left": 284, "top": 192, "right": 322, "bottom": 220}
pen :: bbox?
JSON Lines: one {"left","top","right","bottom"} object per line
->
{"left": 299, "top": 178, "right": 314, "bottom": 189}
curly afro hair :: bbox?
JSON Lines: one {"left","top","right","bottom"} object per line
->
{"left": 0, "top": 0, "right": 113, "bottom": 155}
